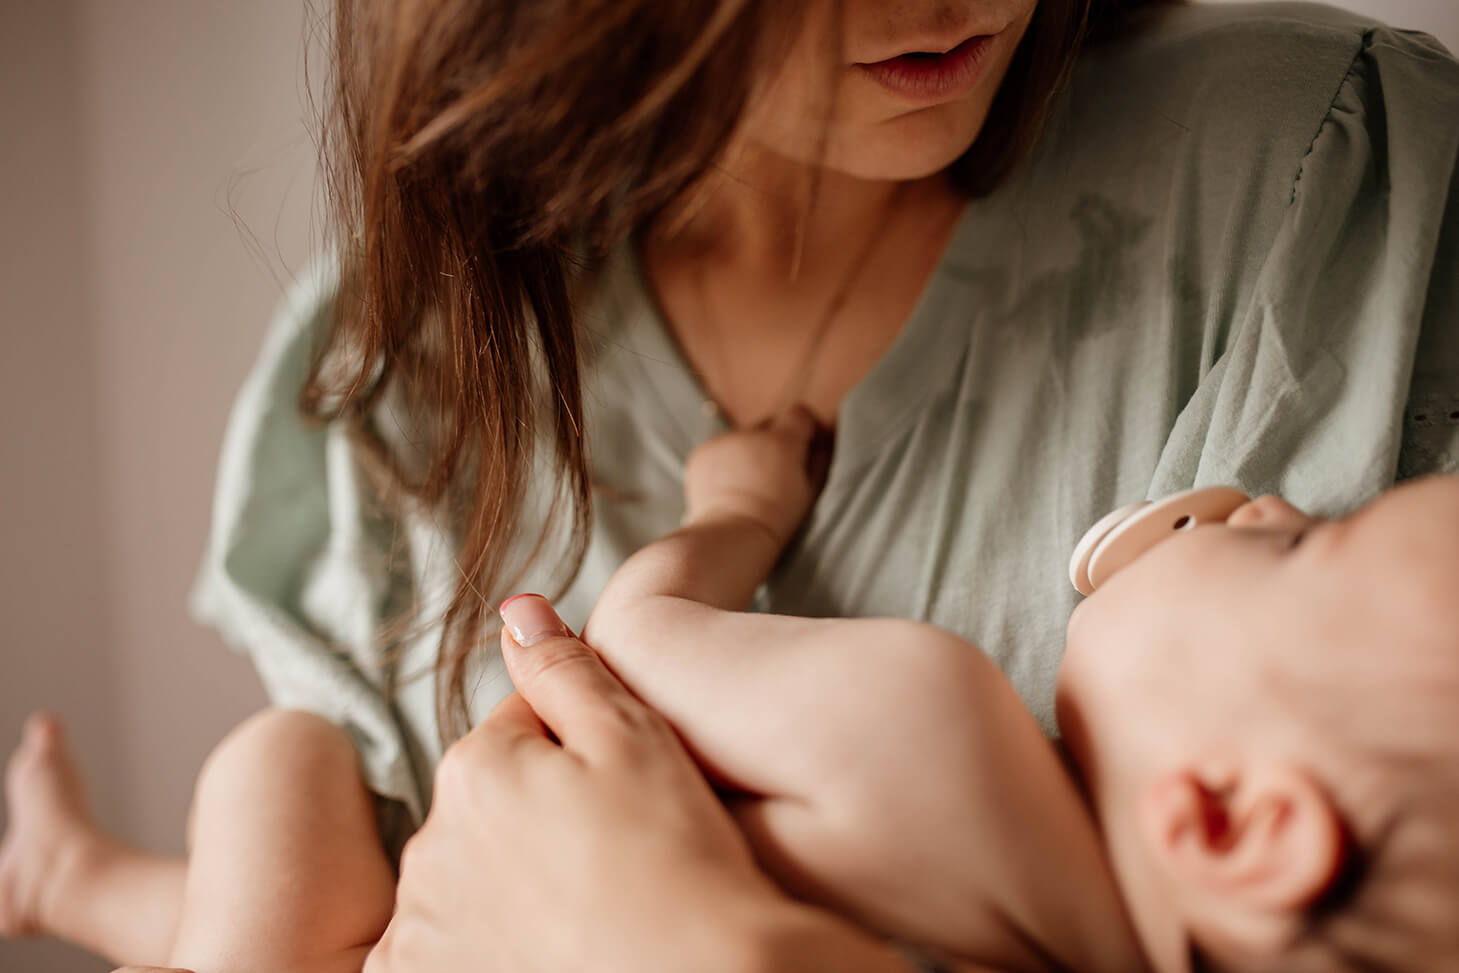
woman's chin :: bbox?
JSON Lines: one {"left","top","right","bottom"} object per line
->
{"left": 822, "top": 104, "right": 994, "bottom": 181}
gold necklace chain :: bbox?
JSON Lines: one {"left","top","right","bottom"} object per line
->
{"left": 694, "top": 180, "right": 911, "bottom": 430}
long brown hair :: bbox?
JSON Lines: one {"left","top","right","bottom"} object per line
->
{"left": 306, "top": 0, "right": 1181, "bottom": 741}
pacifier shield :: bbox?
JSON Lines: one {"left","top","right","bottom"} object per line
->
{"left": 1069, "top": 501, "right": 1147, "bottom": 596}
{"left": 1073, "top": 487, "right": 1250, "bottom": 594}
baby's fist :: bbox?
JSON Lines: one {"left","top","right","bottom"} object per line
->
{"left": 684, "top": 407, "right": 827, "bottom": 547}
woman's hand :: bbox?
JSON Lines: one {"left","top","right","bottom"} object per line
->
{"left": 363, "top": 594, "right": 907, "bottom": 973}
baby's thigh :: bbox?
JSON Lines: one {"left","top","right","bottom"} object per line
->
{"left": 170, "top": 709, "right": 396, "bottom": 973}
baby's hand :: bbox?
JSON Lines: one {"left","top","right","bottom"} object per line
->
{"left": 683, "top": 408, "right": 827, "bottom": 548}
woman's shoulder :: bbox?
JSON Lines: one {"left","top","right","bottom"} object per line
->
{"left": 1094, "top": 1, "right": 1396, "bottom": 82}
{"left": 1117, "top": 1, "right": 1385, "bottom": 51}
{"left": 1062, "top": 2, "right": 1453, "bottom": 167}
{"left": 988, "top": 0, "right": 1459, "bottom": 283}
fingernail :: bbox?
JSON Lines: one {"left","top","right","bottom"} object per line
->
{"left": 498, "top": 593, "right": 570, "bottom": 647}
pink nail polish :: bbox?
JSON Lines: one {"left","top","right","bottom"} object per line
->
{"left": 498, "top": 593, "right": 570, "bottom": 646}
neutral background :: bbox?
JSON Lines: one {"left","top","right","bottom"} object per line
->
{"left": 2, "top": 2, "right": 1456, "bottom": 970}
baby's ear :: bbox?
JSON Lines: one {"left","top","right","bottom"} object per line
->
{"left": 1137, "top": 759, "right": 1347, "bottom": 956}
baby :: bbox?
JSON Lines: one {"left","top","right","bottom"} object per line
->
{"left": 4, "top": 411, "right": 1458, "bottom": 971}
{"left": 579, "top": 411, "right": 1459, "bottom": 972}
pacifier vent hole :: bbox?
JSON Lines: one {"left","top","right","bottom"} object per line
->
{"left": 1173, "top": 515, "right": 1194, "bottom": 530}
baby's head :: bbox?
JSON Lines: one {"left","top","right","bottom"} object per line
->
{"left": 1056, "top": 476, "right": 1459, "bottom": 972}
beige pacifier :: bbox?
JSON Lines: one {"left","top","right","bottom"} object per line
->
{"left": 1068, "top": 486, "right": 1251, "bottom": 595}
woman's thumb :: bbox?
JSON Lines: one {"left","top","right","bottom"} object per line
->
{"left": 496, "top": 594, "right": 645, "bottom": 757}
{"left": 498, "top": 592, "right": 573, "bottom": 648}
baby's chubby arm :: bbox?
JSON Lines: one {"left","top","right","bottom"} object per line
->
{"left": 582, "top": 408, "right": 851, "bottom": 798}
{"left": 579, "top": 414, "right": 1137, "bottom": 968}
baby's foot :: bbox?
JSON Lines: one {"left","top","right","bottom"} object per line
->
{"left": 0, "top": 713, "right": 98, "bottom": 937}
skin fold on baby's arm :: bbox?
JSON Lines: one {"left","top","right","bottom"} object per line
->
{"left": 580, "top": 411, "right": 1142, "bottom": 973}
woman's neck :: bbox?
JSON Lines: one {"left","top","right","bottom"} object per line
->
{"left": 653, "top": 142, "right": 943, "bottom": 289}
{"left": 636, "top": 145, "right": 965, "bottom": 427}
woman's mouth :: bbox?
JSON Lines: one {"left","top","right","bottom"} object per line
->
{"left": 855, "top": 34, "right": 998, "bottom": 103}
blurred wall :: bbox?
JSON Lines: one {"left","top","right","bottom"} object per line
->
{"left": 0, "top": 2, "right": 1454, "bottom": 972}
{"left": 1, "top": 2, "right": 312, "bottom": 970}
{"left": 1, "top": 7, "right": 122, "bottom": 970}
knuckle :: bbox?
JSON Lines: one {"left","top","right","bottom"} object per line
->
{"left": 511, "top": 636, "right": 595, "bottom": 685}
{"left": 395, "top": 831, "right": 433, "bottom": 884}
{"left": 597, "top": 694, "right": 670, "bottom": 749}
{"left": 432, "top": 739, "right": 481, "bottom": 799}
{"left": 396, "top": 831, "right": 422, "bottom": 872}
{"left": 363, "top": 927, "right": 398, "bottom": 973}
{"left": 384, "top": 921, "right": 419, "bottom": 963}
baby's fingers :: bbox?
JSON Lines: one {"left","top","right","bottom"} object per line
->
{"left": 768, "top": 404, "right": 819, "bottom": 444}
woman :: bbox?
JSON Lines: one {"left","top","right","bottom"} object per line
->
{"left": 194, "top": 0, "right": 1452, "bottom": 847}
{"left": 6, "top": 0, "right": 1455, "bottom": 968}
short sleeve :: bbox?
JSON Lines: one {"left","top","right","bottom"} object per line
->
{"left": 190, "top": 261, "right": 434, "bottom": 834}
{"left": 1151, "top": 27, "right": 1459, "bottom": 513}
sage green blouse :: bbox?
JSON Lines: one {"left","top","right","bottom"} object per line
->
{"left": 192, "top": 1, "right": 1459, "bottom": 837}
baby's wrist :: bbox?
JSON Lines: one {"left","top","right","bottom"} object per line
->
{"left": 682, "top": 503, "right": 795, "bottom": 553}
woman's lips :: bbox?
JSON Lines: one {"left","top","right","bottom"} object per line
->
{"left": 855, "top": 34, "right": 997, "bottom": 103}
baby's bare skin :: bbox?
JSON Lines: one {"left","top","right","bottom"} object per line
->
{"left": 0, "top": 714, "right": 186, "bottom": 962}
{"left": 16, "top": 408, "right": 1453, "bottom": 972}
{"left": 0, "top": 710, "right": 393, "bottom": 973}
{"left": 1058, "top": 477, "right": 1459, "bottom": 970}
{"left": 583, "top": 411, "right": 1147, "bottom": 973}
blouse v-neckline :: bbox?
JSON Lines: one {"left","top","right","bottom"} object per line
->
{"left": 608, "top": 198, "right": 986, "bottom": 491}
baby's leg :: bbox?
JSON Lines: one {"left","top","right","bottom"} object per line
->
{"left": 0, "top": 712, "right": 185, "bottom": 965}
{"left": 167, "top": 709, "right": 395, "bottom": 973}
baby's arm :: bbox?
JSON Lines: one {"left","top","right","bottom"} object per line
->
{"left": 583, "top": 412, "right": 982, "bottom": 806}
{"left": 582, "top": 415, "right": 1139, "bottom": 970}
{"left": 583, "top": 408, "right": 850, "bottom": 798}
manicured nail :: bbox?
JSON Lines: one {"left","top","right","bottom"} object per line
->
{"left": 498, "top": 593, "right": 570, "bottom": 647}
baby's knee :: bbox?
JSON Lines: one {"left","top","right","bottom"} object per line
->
{"left": 192, "top": 709, "right": 360, "bottom": 809}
